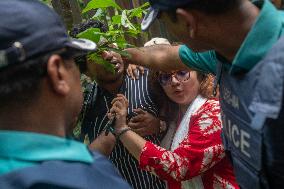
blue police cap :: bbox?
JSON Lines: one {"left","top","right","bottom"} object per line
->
{"left": 141, "top": 0, "right": 193, "bottom": 31}
{"left": 0, "top": 0, "right": 97, "bottom": 70}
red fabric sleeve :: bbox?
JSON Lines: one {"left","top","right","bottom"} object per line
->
{"left": 139, "top": 99, "right": 225, "bottom": 182}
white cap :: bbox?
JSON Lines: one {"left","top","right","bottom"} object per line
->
{"left": 144, "top": 37, "right": 171, "bottom": 47}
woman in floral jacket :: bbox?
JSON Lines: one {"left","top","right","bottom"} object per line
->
{"left": 109, "top": 69, "right": 239, "bottom": 189}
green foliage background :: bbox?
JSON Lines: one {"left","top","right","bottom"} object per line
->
{"left": 76, "top": 0, "right": 149, "bottom": 71}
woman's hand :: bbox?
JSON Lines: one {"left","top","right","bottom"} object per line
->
{"left": 109, "top": 94, "right": 129, "bottom": 130}
{"left": 126, "top": 64, "right": 144, "bottom": 80}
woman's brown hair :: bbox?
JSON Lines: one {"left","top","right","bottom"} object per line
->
{"left": 149, "top": 70, "right": 216, "bottom": 122}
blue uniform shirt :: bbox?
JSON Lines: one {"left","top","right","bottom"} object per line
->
{"left": 0, "top": 131, "right": 131, "bottom": 189}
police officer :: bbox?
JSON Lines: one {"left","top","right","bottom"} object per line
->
{"left": 271, "top": 0, "right": 284, "bottom": 9}
{"left": 0, "top": 1, "right": 131, "bottom": 188}
{"left": 124, "top": 0, "right": 284, "bottom": 188}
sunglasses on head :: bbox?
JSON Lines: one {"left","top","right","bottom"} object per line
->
{"left": 158, "top": 70, "right": 190, "bottom": 86}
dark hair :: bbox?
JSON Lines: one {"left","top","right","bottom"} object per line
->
{"left": 149, "top": 70, "right": 216, "bottom": 122}
{"left": 176, "top": 0, "right": 240, "bottom": 14}
{"left": 0, "top": 50, "right": 74, "bottom": 108}
{"left": 69, "top": 19, "right": 107, "bottom": 37}
{"left": 149, "top": 70, "right": 176, "bottom": 122}
{"left": 70, "top": 20, "right": 107, "bottom": 73}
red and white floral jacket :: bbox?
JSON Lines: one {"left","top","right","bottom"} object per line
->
{"left": 139, "top": 98, "right": 239, "bottom": 189}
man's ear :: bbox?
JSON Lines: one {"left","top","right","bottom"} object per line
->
{"left": 176, "top": 8, "right": 197, "bottom": 38}
{"left": 46, "top": 54, "right": 70, "bottom": 96}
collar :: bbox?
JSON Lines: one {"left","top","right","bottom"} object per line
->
{"left": 98, "top": 75, "right": 127, "bottom": 96}
{"left": 0, "top": 131, "right": 93, "bottom": 163}
{"left": 230, "top": 0, "right": 284, "bottom": 74}
{"left": 171, "top": 95, "right": 207, "bottom": 151}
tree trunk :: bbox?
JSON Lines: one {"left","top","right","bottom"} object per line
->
{"left": 51, "top": 0, "right": 82, "bottom": 30}
{"left": 69, "top": 0, "right": 82, "bottom": 26}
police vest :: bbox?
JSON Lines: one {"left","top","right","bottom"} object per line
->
{"left": 0, "top": 151, "right": 131, "bottom": 189}
{"left": 217, "top": 37, "right": 284, "bottom": 189}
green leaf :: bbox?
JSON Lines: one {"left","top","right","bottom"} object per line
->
{"left": 77, "top": 28, "right": 107, "bottom": 44}
{"left": 88, "top": 53, "right": 115, "bottom": 73}
{"left": 128, "top": 2, "right": 150, "bottom": 18}
{"left": 121, "top": 10, "right": 136, "bottom": 30}
{"left": 92, "top": 8, "right": 104, "bottom": 19}
{"left": 139, "top": 2, "right": 150, "bottom": 9}
{"left": 82, "top": 0, "right": 122, "bottom": 13}
{"left": 112, "top": 15, "right": 122, "bottom": 25}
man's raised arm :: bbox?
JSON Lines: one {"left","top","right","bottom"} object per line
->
{"left": 124, "top": 45, "right": 189, "bottom": 72}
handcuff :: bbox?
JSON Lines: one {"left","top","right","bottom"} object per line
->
{"left": 104, "top": 114, "right": 132, "bottom": 140}
{"left": 105, "top": 114, "right": 116, "bottom": 136}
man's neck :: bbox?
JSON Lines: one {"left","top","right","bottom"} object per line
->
{"left": 210, "top": 0, "right": 260, "bottom": 62}
{"left": 0, "top": 100, "right": 67, "bottom": 137}
{"left": 97, "top": 76, "right": 124, "bottom": 94}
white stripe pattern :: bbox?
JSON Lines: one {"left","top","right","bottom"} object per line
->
{"left": 86, "top": 69, "right": 165, "bottom": 189}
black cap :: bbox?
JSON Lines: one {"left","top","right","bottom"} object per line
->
{"left": 141, "top": 0, "right": 193, "bottom": 31}
{"left": 0, "top": 0, "right": 97, "bottom": 70}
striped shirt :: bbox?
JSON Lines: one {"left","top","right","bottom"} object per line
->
{"left": 82, "top": 69, "right": 165, "bottom": 189}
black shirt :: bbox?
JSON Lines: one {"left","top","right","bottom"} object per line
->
{"left": 82, "top": 69, "right": 165, "bottom": 189}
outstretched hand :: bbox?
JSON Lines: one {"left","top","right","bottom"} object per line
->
{"left": 101, "top": 51, "right": 123, "bottom": 64}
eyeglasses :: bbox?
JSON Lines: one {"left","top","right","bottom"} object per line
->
{"left": 158, "top": 71, "right": 190, "bottom": 86}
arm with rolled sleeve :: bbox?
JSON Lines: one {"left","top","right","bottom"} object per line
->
{"left": 179, "top": 45, "right": 218, "bottom": 74}
{"left": 125, "top": 45, "right": 217, "bottom": 73}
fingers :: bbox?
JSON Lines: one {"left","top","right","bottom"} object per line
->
{"left": 101, "top": 50, "right": 122, "bottom": 63}
{"left": 138, "top": 66, "right": 144, "bottom": 75}
{"left": 111, "top": 94, "right": 128, "bottom": 106}
{"left": 126, "top": 64, "right": 144, "bottom": 80}
{"left": 133, "top": 69, "right": 139, "bottom": 80}
{"left": 128, "top": 121, "right": 145, "bottom": 129}
{"left": 109, "top": 106, "right": 120, "bottom": 115}
{"left": 101, "top": 51, "right": 113, "bottom": 61}
{"left": 126, "top": 65, "right": 136, "bottom": 80}
{"left": 114, "top": 100, "right": 124, "bottom": 110}
{"left": 110, "top": 57, "right": 119, "bottom": 64}
{"left": 110, "top": 94, "right": 129, "bottom": 117}
{"left": 129, "top": 114, "right": 144, "bottom": 123}
{"left": 111, "top": 52, "right": 123, "bottom": 64}
{"left": 107, "top": 112, "right": 115, "bottom": 120}
{"left": 116, "top": 94, "right": 129, "bottom": 104}
{"left": 127, "top": 64, "right": 139, "bottom": 80}
{"left": 111, "top": 100, "right": 126, "bottom": 114}
{"left": 133, "top": 108, "right": 146, "bottom": 115}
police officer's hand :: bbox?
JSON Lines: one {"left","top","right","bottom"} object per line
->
{"left": 128, "top": 108, "right": 160, "bottom": 136}
{"left": 101, "top": 51, "right": 123, "bottom": 64}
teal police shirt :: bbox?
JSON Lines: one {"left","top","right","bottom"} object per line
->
{"left": 0, "top": 131, "right": 93, "bottom": 175}
{"left": 179, "top": 0, "right": 284, "bottom": 74}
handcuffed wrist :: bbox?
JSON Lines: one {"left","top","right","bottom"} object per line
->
{"left": 115, "top": 127, "right": 132, "bottom": 140}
